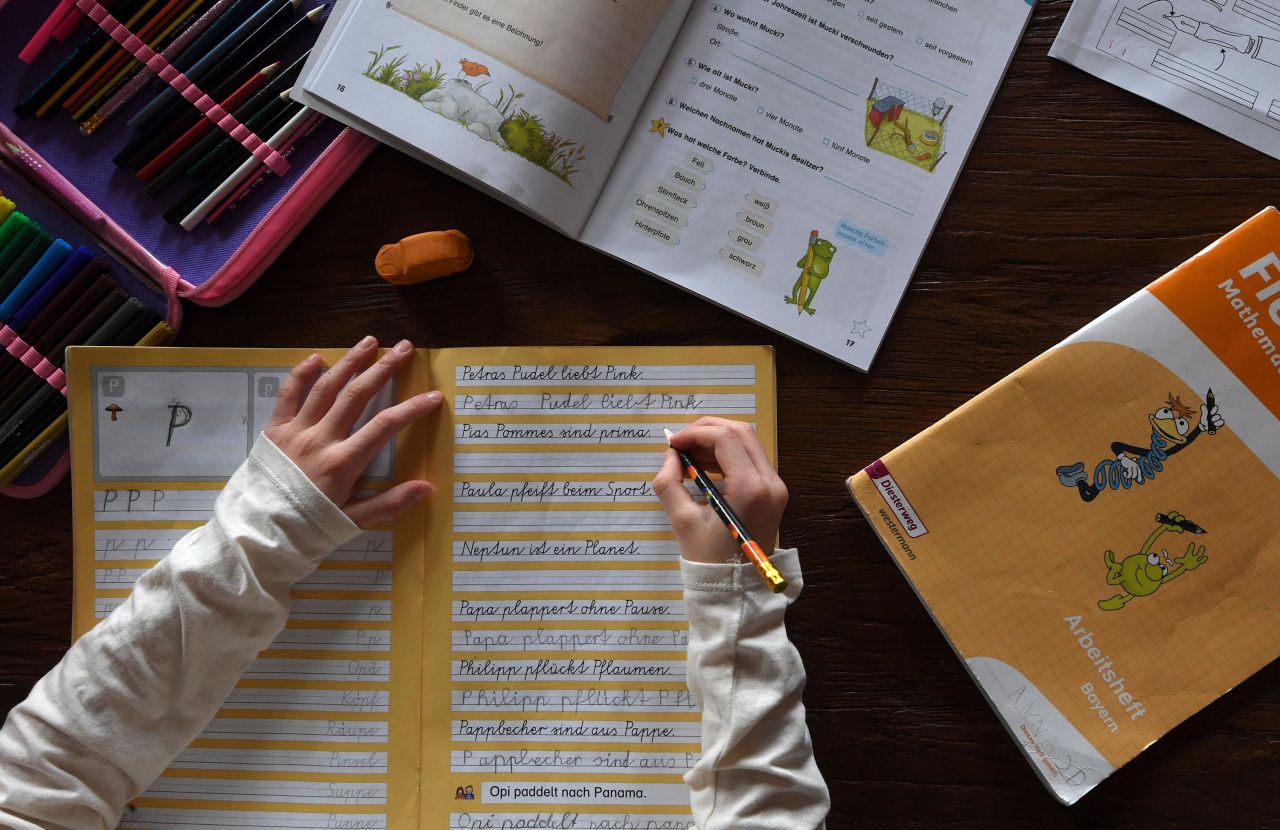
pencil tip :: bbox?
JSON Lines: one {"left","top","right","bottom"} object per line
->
{"left": 663, "top": 428, "right": 676, "bottom": 443}
{"left": 280, "top": 88, "right": 293, "bottom": 102}
{"left": 2, "top": 142, "right": 20, "bottom": 155}
{"left": 306, "top": 5, "right": 324, "bottom": 18}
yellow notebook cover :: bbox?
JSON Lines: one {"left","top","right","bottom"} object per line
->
{"left": 848, "top": 208, "right": 1280, "bottom": 804}
{"left": 65, "top": 344, "right": 776, "bottom": 828}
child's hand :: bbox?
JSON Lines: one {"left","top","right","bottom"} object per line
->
{"left": 653, "top": 417, "right": 787, "bottom": 565}
{"left": 264, "top": 337, "right": 443, "bottom": 528}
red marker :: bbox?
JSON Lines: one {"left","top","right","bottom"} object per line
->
{"left": 664, "top": 428, "right": 787, "bottom": 593}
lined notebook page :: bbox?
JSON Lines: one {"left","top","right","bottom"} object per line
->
{"left": 66, "top": 345, "right": 776, "bottom": 828}
{"left": 68, "top": 347, "right": 429, "bottom": 830}
{"left": 421, "top": 346, "right": 775, "bottom": 829}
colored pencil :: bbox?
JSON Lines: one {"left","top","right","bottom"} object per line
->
{"left": 0, "top": 197, "right": 14, "bottom": 226}
{"left": 206, "top": 109, "right": 323, "bottom": 224}
{"left": 62, "top": 0, "right": 193, "bottom": 116}
{"left": 67, "top": 0, "right": 211, "bottom": 120}
{"left": 135, "top": 61, "right": 279, "bottom": 183}
{"left": 118, "top": 0, "right": 306, "bottom": 169}
{"left": 132, "top": 0, "right": 261, "bottom": 97}
{"left": 167, "top": 96, "right": 301, "bottom": 225}
{"left": 125, "top": 0, "right": 296, "bottom": 131}
{"left": 662, "top": 428, "right": 788, "bottom": 593}
{"left": 32, "top": 0, "right": 163, "bottom": 118}
{"left": 143, "top": 49, "right": 305, "bottom": 194}
{"left": 180, "top": 101, "right": 312, "bottom": 230}
{"left": 14, "top": 0, "right": 150, "bottom": 117}
{"left": 81, "top": 0, "right": 236, "bottom": 135}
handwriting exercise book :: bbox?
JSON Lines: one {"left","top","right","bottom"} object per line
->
{"left": 65, "top": 344, "right": 776, "bottom": 828}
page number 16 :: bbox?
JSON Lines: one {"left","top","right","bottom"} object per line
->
{"left": 337, "top": 84, "right": 346, "bottom": 92}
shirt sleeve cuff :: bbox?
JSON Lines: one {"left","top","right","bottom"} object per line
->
{"left": 679, "top": 548, "right": 804, "bottom": 596}
{"left": 248, "top": 433, "right": 363, "bottom": 548}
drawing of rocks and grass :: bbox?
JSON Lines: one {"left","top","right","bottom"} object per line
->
{"left": 363, "top": 45, "right": 587, "bottom": 185}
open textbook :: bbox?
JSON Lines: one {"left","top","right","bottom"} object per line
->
{"left": 847, "top": 208, "right": 1280, "bottom": 803}
{"left": 1052, "top": 0, "right": 1280, "bottom": 160}
{"left": 295, "top": 0, "right": 1034, "bottom": 371}
{"left": 65, "top": 344, "right": 775, "bottom": 828}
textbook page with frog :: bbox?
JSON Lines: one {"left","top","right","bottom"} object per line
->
{"left": 300, "top": 0, "right": 1034, "bottom": 371}
{"left": 66, "top": 343, "right": 775, "bottom": 828}
{"left": 846, "top": 208, "right": 1280, "bottom": 804}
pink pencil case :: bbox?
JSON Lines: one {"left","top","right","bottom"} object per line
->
{"left": 1, "top": 0, "right": 376, "bottom": 499}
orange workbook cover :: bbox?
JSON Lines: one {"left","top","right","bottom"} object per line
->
{"left": 847, "top": 208, "right": 1280, "bottom": 804}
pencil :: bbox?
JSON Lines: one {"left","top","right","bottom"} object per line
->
{"left": 162, "top": 93, "right": 297, "bottom": 218}
{"left": 62, "top": 0, "right": 193, "bottom": 117}
{"left": 66, "top": 0, "right": 211, "bottom": 120}
{"left": 32, "top": 0, "right": 164, "bottom": 118}
{"left": 14, "top": 0, "right": 145, "bottom": 117}
{"left": 81, "top": 0, "right": 237, "bottom": 135}
{"left": 143, "top": 49, "right": 306, "bottom": 194}
{"left": 205, "top": 109, "right": 323, "bottom": 223}
{"left": 663, "top": 428, "right": 788, "bottom": 592}
{"left": 118, "top": 0, "right": 308, "bottom": 169}
{"left": 125, "top": 0, "right": 297, "bottom": 132}
{"left": 179, "top": 98, "right": 309, "bottom": 229}
{"left": 135, "top": 62, "right": 279, "bottom": 183}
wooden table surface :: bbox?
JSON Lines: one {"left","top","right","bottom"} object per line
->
{"left": 3, "top": 1, "right": 1279, "bottom": 826}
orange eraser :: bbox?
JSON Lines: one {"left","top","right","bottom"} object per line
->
{"left": 375, "top": 229, "right": 473, "bottom": 285}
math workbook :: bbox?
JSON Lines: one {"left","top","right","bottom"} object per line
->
{"left": 847, "top": 209, "right": 1280, "bottom": 803}
{"left": 65, "top": 344, "right": 776, "bottom": 828}
{"left": 294, "top": 0, "right": 1034, "bottom": 371}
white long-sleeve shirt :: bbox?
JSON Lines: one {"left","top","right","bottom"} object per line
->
{"left": 0, "top": 435, "right": 828, "bottom": 829}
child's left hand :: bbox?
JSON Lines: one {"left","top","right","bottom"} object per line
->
{"left": 264, "top": 337, "right": 443, "bottom": 528}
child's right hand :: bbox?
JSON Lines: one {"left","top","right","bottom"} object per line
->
{"left": 653, "top": 417, "right": 787, "bottom": 565}
{"left": 264, "top": 336, "right": 443, "bottom": 528}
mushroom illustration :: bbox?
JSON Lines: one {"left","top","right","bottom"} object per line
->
{"left": 104, "top": 404, "right": 122, "bottom": 421}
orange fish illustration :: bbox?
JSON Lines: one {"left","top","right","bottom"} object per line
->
{"left": 459, "top": 58, "right": 490, "bottom": 78}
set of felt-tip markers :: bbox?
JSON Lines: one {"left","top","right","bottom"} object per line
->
{"left": 0, "top": 154, "right": 172, "bottom": 488}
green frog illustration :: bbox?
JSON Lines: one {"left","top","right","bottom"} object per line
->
{"left": 785, "top": 230, "right": 836, "bottom": 316}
